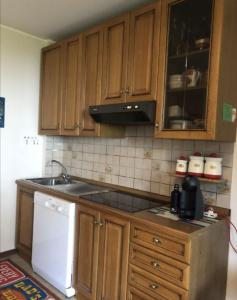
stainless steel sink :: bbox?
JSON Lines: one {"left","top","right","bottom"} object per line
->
{"left": 27, "top": 177, "right": 110, "bottom": 196}
{"left": 27, "top": 177, "right": 72, "bottom": 186}
{"left": 52, "top": 181, "right": 109, "bottom": 196}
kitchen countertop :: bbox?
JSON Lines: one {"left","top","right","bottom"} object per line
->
{"left": 16, "top": 176, "right": 229, "bottom": 238}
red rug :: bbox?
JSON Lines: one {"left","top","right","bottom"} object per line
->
{"left": 0, "top": 260, "right": 60, "bottom": 300}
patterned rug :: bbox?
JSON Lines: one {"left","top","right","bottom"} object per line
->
{"left": 0, "top": 260, "right": 59, "bottom": 300}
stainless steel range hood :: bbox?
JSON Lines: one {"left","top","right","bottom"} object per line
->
{"left": 89, "top": 101, "right": 156, "bottom": 125}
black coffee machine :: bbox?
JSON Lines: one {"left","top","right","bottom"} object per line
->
{"left": 178, "top": 176, "right": 204, "bottom": 220}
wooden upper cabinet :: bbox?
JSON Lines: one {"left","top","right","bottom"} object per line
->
{"left": 155, "top": 0, "right": 237, "bottom": 141}
{"left": 127, "top": 1, "right": 161, "bottom": 102}
{"left": 97, "top": 213, "right": 130, "bottom": 300}
{"left": 76, "top": 206, "right": 100, "bottom": 300}
{"left": 61, "top": 35, "right": 82, "bottom": 136}
{"left": 101, "top": 14, "right": 129, "bottom": 104}
{"left": 39, "top": 43, "right": 63, "bottom": 135}
{"left": 79, "top": 26, "right": 103, "bottom": 136}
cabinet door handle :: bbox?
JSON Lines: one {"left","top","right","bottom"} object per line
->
{"left": 120, "top": 88, "right": 125, "bottom": 95}
{"left": 125, "top": 87, "right": 130, "bottom": 94}
{"left": 150, "top": 284, "right": 159, "bottom": 290}
{"left": 94, "top": 220, "right": 103, "bottom": 227}
{"left": 155, "top": 123, "right": 159, "bottom": 128}
{"left": 74, "top": 123, "right": 81, "bottom": 129}
{"left": 151, "top": 261, "right": 160, "bottom": 268}
{"left": 153, "top": 237, "right": 161, "bottom": 245}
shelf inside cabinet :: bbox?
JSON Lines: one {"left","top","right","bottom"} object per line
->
{"left": 167, "top": 85, "right": 207, "bottom": 93}
{"left": 170, "top": 173, "right": 227, "bottom": 184}
{"left": 169, "top": 48, "right": 209, "bottom": 60}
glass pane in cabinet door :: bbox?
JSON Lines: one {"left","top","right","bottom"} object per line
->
{"left": 163, "top": 0, "right": 213, "bottom": 130}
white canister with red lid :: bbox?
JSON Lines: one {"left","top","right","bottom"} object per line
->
{"left": 204, "top": 155, "right": 222, "bottom": 179}
{"left": 176, "top": 156, "right": 188, "bottom": 175}
{"left": 188, "top": 153, "right": 204, "bottom": 177}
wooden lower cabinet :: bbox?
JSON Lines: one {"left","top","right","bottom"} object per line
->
{"left": 129, "top": 221, "right": 229, "bottom": 300}
{"left": 75, "top": 205, "right": 130, "bottom": 300}
{"left": 127, "top": 286, "right": 158, "bottom": 300}
{"left": 16, "top": 186, "right": 35, "bottom": 261}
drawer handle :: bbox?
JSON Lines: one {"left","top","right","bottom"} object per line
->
{"left": 150, "top": 284, "right": 159, "bottom": 290}
{"left": 151, "top": 261, "right": 160, "bottom": 268}
{"left": 153, "top": 237, "right": 161, "bottom": 244}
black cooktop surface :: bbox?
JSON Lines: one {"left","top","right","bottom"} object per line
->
{"left": 82, "top": 191, "right": 162, "bottom": 213}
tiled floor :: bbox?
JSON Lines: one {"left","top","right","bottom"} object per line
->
{"left": 2, "top": 253, "right": 76, "bottom": 300}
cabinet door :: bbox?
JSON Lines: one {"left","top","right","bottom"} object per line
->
{"left": 39, "top": 43, "right": 63, "bottom": 135}
{"left": 61, "top": 35, "right": 82, "bottom": 136}
{"left": 16, "top": 187, "right": 34, "bottom": 261}
{"left": 97, "top": 213, "right": 130, "bottom": 300}
{"left": 76, "top": 206, "right": 100, "bottom": 300}
{"left": 126, "top": 2, "right": 161, "bottom": 102}
{"left": 101, "top": 14, "right": 129, "bottom": 104}
{"left": 79, "top": 26, "right": 103, "bottom": 136}
{"left": 155, "top": 0, "right": 218, "bottom": 140}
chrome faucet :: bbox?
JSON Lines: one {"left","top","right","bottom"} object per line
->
{"left": 51, "top": 160, "right": 71, "bottom": 183}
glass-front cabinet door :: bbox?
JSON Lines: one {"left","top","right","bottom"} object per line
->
{"left": 156, "top": 0, "right": 219, "bottom": 139}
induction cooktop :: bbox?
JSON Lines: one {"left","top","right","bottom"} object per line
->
{"left": 81, "top": 191, "right": 163, "bottom": 213}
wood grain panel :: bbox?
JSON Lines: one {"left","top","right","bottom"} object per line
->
{"left": 130, "top": 243, "right": 189, "bottom": 289}
{"left": 16, "top": 186, "right": 34, "bottom": 261}
{"left": 80, "top": 26, "right": 103, "bottom": 136}
{"left": 76, "top": 206, "right": 100, "bottom": 300}
{"left": 127, "top": 2, "right": 161, "bottom": 102}
{"left": 98, "top": 213, "right": 130, "bottom": 300}
{"left": 131, "top": 222, "right": 190, "bottom": 263}
{"left": 101, "top": 14, "right": 129, "bottom": 104}
{"left": 39, "top": 43, "right": 63, "bottom": 134}
{"left": 61, "top": 35, "right": 82, "bottom": 135}
{"left": 129, "top": 265, "right": 188, "bottom": 300}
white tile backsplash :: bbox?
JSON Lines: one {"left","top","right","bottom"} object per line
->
{"left": 44, "top": 126, "right": 235, "bottom": 208}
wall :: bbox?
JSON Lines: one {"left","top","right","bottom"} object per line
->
{"left": 226, "top": 132, "right": 237, "bottom": 299}
{"left": 44, "top": 126, "right": 234, "bottom": 208}
{"left": 0, "top": 25, "right": 49, "bottom": 252}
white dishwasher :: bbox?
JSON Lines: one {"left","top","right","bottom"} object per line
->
{"left": 32, "top": 192, "right": 76, "bottom": 297}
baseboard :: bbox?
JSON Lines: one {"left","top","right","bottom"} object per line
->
{"left": 0, "top": 249, "right": 17, "bottom": 258}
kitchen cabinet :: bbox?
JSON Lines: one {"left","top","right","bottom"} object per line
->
{"left": 155, "top": 0, "right": 237, "bottom": 141}
{"left": 61, "top": 34, "right": 82, "bottom": 136}
{"left": 75, "top": 206, "right": 100, "bottom": 300}
{"left": 101, "top": 1, "right": 161, "bottom": 104}
{"left": 15, "top": 180, "right": 229, "bottom": 299}
{"left": 126, "top": 2, "right": 160, "bottom": 102}
{"left": 129, "top": 220, "right": 229, "bottom": 300}
{"left": 79, "top": 26, "right": 103, "bottom": 136}
{"left": 16, "top": 186, "right": 35, "bottom": 262}
{"left": 101, "top": 14, "right": 129, "bottom": 104}
{"left": 39, "top": 43, "right": 63, "bottom": 135}
{"left": 39, "top": 27, "right": 124, "bottom": 137}
{"left": 76, "top": 204, "right": 129, "bottom": 300}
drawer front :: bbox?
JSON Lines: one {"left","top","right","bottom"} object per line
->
{"left": 130, "top": 243, "right": 189, "bottom": 289}
{"left": 127, "top": 285, "right": 159, "bottom": 300}
{"left": 129, "top": 265, "right": 188, "bottom": 300}
{"left": 131, "top": 223, "right": 190, "bottom": 263}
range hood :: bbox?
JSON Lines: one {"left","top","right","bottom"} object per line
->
{"left": 89, "top": 101, "right": 156, "bottom": 125}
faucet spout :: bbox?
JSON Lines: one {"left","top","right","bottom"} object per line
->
{"left": 51, "top": 160, "right": 71, "bottom": 183}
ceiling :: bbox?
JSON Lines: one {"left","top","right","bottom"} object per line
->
{"left": 0, "top": 0, "right": 152, "bottom": 41}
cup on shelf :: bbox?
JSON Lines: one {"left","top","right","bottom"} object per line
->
{"left": 183, "top": 68, "right": 201, "bottom": 88}
{"left": 169, "top": 74, "right": 184, "bottom": 89}
{"left": 195, "top": 38, "right": 210, "bottom": 50}
{"left": 168, "top": 105, "right": 182, "bottom": 118}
